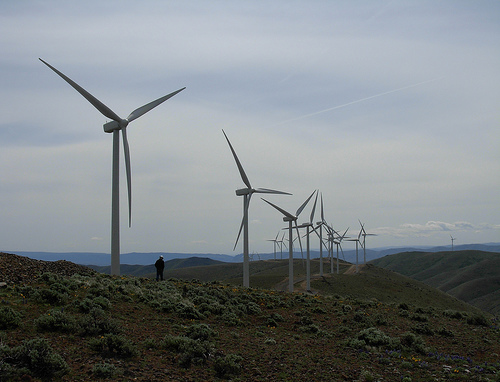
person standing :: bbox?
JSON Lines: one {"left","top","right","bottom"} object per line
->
{"left": 155, "top": 255, "right": 165, "bottom": 281}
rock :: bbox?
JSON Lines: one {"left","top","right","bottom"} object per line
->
{"left": 0, "top": 252, "right": 97, "bottom": 284}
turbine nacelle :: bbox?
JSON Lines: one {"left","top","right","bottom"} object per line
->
{"left": 103, "top": 119, "right": 129, "bottom": 133}
{"left": 235, "top": 188, "right": 252, "bottom": 196}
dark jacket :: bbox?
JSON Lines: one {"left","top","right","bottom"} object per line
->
{"left": 155, "top": 258, "right": 164, "bottom": 270}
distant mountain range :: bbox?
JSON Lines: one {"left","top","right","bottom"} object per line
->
{"left": 11, "top": 242, "right": 500, "bottom": 266}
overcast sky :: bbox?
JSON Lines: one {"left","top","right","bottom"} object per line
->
{"left": 1, "top": 0, "right": 499, "bottom": 257}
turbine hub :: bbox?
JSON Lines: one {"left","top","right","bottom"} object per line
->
{"left": 236, "top": 188, "right": 252, "bottom": 196}
{"left": 103, "top": 119, "right": 129, "bottom": 133}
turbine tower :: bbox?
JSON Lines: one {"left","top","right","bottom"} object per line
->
{"left": 333, "top": 228, "right": 349, "bottom": 274}
{"left": 40, "top": 59, "right": 185, "bottom": 276}
{"left": 359, "top": 220, "right": 376, "bottom": 265}
{"left": 222, "top": 130, "right": 290, "bottom": 287}
{"left": 347, "top": 227, "right": 363, "bottom": 273}
{"left": 314, "top": 192, "right": 328, "bottom": 276}
{"left": 267, "top": 231, "right": 281, "bottom": 260}
{"left": 296, "top": 190, "right": 319, "bottom": 292}
{"left": 262, "top": 191, "right": 316, "bottom": 293}
{"left": 450, "top": 235, "right": 456, "bottom": 251}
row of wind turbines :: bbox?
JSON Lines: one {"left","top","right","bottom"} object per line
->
{"left": 40, "top": 58, "right": 375, "bottom": 285}
{"left": 223, "top": 130, "right": 376, "bottom": 292}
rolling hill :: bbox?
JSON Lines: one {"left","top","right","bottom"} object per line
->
{"left": 87, "top": 257, "right": 224, "bottom": 276}
{"left": 1, "top": 252, "right": 498, "bottom": 381}
{"left": 370, "top": 250, "right": 500, "bottom": 315}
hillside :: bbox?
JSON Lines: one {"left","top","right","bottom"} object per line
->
{"left": 152, "top": 258, "right": 480, "bottom": 314}
{"left": 88, "top": 257, "right": 224, "bottom": 276}
{"left": 371, "top": 250, "right": 500, "bottom": 315}
{"left": 0, "top": 252, "right": 499, "bottom": 381}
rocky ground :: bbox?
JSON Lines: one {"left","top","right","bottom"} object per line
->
{"left": 0, "top": 252, "right": 96, "bottom": 285}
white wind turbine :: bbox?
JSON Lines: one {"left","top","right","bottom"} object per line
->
{"left": 296, "top": 190, "right": 319, "bottom": 292}
{"left": 450, "top": 235, "right": 456, "bottom": 251}
{"left": 278, "top": 232, "right": 287, "bottom": 260}
{"left": 262, "top": 191, "right": 316, "bottom": 293}
{"left": 314, "top": 193, "right": 329, "bottom": 276}
{"left": 334, "top": 228, "right": 349, "bottom": 274}
{"left": 40, "top": 59, "right": 185, "bottom": 276}
{"left": 267, "top": 231, "right": 281, "bottom": 260}
{"left": 222, "top": 130, "right": 291, "bottom": 287}
{"left": 359, "top": 220, "right": 376, "bottom": 265}
{"left": 347, "top": 227, "right": 363, "bottom": 274}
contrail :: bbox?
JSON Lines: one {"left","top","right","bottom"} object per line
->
{"left": 273, "top": 77, "right": 442, "bottom": 127}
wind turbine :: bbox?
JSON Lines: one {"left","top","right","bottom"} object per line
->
{"left": 278, "top": 232, "right": 287, "bottom": 260}
{"left": 450, "top": 235, "right": 456, "bottom": 251}
{"left": 262, "top": 191, "right": 316, "bottom": 293}
{"left": 359, "top": 220, "right": 376, "bottom": 265}
{"left": 332, "top": 227, "right": 349, "bottom": 274}
{"left": 347, "top": 227, "right": 363, "bottom": 273}
{"left": 314, "top": 192, "right": 328, "bottom": 277}
{"left": 222, "top": 130, "right": 291, "bottom": 287}
{"left": 40, "top": 58, "right": 185, "bottom": 276}
{"left": 296, "top": 190, "right": 319, "bottom": 292}
{"left": 267, "top": 231, "right": 280, "bottom": 260}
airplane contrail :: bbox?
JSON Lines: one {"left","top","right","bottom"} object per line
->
{"left": 273, "top": 77, "right": 442, "bottom": 127}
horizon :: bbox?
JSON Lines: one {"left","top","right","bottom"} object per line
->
{"left": 1, "top": 1, "right": 499, "bottom": 255}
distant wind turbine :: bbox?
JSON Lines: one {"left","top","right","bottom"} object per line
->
{"left": 262, "top": 191, "right": 316, "bottom": 293}
{"left": 278, "top": 232, "right": 287, "bottom": 260}
{"left": 40, "top": 58, "right": 185, "bottom": 276}
{"left": 296, "top": 190, "right": 319, "bottom": 292}
{"left": 347, "top": 226, "right": 363, "bottom": 273}
{"left": 222, "top": 130, "right": 291, "bottom": 287}
{"left": 450, "top": 235, "right": 456, "bottom": 251}
{"left": 330, "top": 227, "right": 349, "bottom": 274}
{"left": 267, "top": 231, "right": 281, "bottom": 260}
{"left": 359, "top": 220, "right": 376, "bottom": 265}
{"left": 314, "top": 192, "right": 328, "bottom": 276}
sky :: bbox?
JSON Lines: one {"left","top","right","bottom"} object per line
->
{"left": 1, "top": 0, "right": 499, "bottom": 257}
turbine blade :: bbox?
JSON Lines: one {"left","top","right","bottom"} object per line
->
{"left": 294, "top": 221, "right": 304, "bottom": 259}
{"left": 310, "top": 190, "right": 318, "bottom": 224}
{"left": 122, "top": 127, "right": 132, "bottom": 227}
{"left": 233, "top": 215, "right": 244, "bottom": 251}
{"left": 261, "top": 198, "right": 295, "bottom": 220}
{"left": 255, "top": 188, "right": 291, "bottom": 195}
{"left": 296, "top": 190, "right": 316, "bottom": 217}
{"left": 320, "top": 192, "right": 325, "bottom": 222}
{"left": 233, "top": 193, "right": 251, "bottom": 250}
{"left": 126, "top": 87, "right": 185, "bottom": 122}
{"left": 222, "top": 130, "right": 251, "bottom": 189}
{"left": 39, "top": 58, "right": 122, "bottom": 122}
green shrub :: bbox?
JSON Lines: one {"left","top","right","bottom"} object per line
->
{"left": 443, "top": 310, "right": 465, "bottom": 319}
{"left": 400, "top": 332, "right": 427, "bottom": 354}
{"left": 88, "top": 334, "right": 138, "bottom": 358}
{"left": 467, "top": 313, "right": 490, "bottom": 327}
{"left": 436, "top": 326, "right": 454, "bottom": 337}
{"left": 186, "top": 323, "right": 216, "bottom": 341}
{"left": 213, "top": 354, "right": 243, "bottom": 378}
{"left": 409, "top": 313, "right": 428, "bottom": 322}
{"left": 0, "top": 306, "right": 22, "bottom": 329}
{"left": 220, "top": 311, "right": 240, "bottom": 326}
{"left": 412, "top": 323, "right": 434, "bottom": 336}
{"left": 162, "top": 334, "right": 213, "bottom": 368}
{"left": 92, "top": 362, "right": 117, "bottom": 378}
{"left": 76, "top": 296, "right": 111, "bottom": 313}
{"left": 78, "top": 307, "right": 121, "bottom": 336}
{"left": 246, "top": 302, "right": 262, "bottom": 315}
{"left": 1, "top": 338, "right": 69, "bottom": 379}
{"left": 34, "top": 288, "right": 68, "bottom": 305}
{"left": 348, "top": 327, "right": 400, "bottom": 351}
{"left": 35, "top": 309, "right": 77, "bottom": 333}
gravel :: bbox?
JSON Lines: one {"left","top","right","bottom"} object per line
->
{"left": 0, "top": 252, "right": 96, "bottom": 285}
